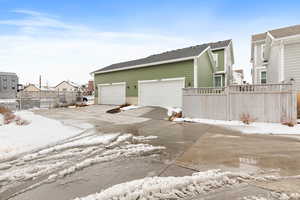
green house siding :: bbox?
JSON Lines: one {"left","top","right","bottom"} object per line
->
{"left": 94, "top": 60, "right": 194, "bottom": 97}
{"left": 197, "top": 51, "right": 214, "bottom": 87}
{"left": 212, "top": 49, "right": 224, "bottom": 72}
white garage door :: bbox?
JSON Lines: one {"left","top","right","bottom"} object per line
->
{"left": 98, "top": 82, "right": 126, "bottom": 105}
{"left": 138, "top": 78, "right": 185, "bottom": 107}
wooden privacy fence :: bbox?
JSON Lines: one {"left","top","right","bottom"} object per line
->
{"left": 183, "top": 84, "right": 297, "bottom": 123}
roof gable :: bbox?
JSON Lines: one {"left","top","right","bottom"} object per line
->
{"left": 93, "top": 39, "right": 232, "bottom": 74}
{"left": 252, "top": 24, "right": 300, "bottom": 42}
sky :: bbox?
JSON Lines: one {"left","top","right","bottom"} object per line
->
{"left": 0, "top": 0, "right": 300, "bottom": 86}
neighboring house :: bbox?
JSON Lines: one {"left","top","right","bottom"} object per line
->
{"left": 251, "top": 24, "right": 300, "bottom": 87}
{"left": 23, "top": 84, "right": 41, "bottom": 92}
{"left": 0, "top": 72, "right": 18, "bottom": 99}
{"left": 92, "top": 39, "right": 234, "bottom": 107}
{"left": 232, "top": 69, "right": 244, "bottom": 85}
{"left": 55, "top": 81, "right": 81, "bottom": 92}
{"left": 23, "top": 84, "right": 56, "bottom": 92}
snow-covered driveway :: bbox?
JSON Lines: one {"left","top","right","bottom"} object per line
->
{"left": 0, "top": 129, "right": 164, "bottom": 197}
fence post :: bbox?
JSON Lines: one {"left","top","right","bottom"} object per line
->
{"left": 291, "top": 83, "right": 297, "bottom": 124}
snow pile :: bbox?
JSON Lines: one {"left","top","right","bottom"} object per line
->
{"left": 73, "top": 169, "right": 254, "bottom": 200}
{"left": 120, "top": 105, "right": 141, "bottom": 111}
{"left": 73, "top": 169, "right": 300, "bottom": 200}
{"left": 48, "top": 135, "right": 164, "bottom": 180}
{"left": 0, "top": 132, "right": 163, "bottom": 194}
{"left": 174, "top": 118, "right": 300, "bottom": 135}
{"left": 0, "top": 162, "right": 65, "bottom": 187}
{"left": 167, "top": 107, "right": 182, "bottom": 117}
{"left": 242, "top": 193, "right": 300, "bottom": 200}
{"left": 0, "top": 111, "right": 91, "bottom": 161}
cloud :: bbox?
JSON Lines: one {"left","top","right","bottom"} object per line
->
{"left": 0, "top": 10, "right": 193, "bottom": 86}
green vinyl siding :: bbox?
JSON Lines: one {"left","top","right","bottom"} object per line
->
{"left": 94, "top": 60, "right": 194, "bottom": 97}
{"left": 197, "top": 51, "right": 214, "bottom": 87}
{"left": 212, "top": 49, "right": 224, "bottom": 72}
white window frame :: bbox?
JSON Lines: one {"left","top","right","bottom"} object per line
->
{"left": 214, "top": 74, "right": 223, "bottom": 87}
{"left": 260, "top": 70, "right": 267, "bottom": 84}
{"left": 212, "top": 53, "right": 219, "bottom": 68}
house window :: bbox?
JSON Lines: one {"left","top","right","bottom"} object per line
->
{"left": 260, "top": 71, "right": 267, "bottom": 84}
{"left": 3, "top": 78, "right": 7, "bottom": 89}
{"left": 214, "top": 75, "right": 223, "bottom": 87}
{"left": 212, "top": 53, "right": 219, "bottom": 68}
{"left": 11, "top": 79, "right": 16, "bottom": 90}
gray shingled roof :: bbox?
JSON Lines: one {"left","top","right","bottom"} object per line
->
{"left": 252, "top": 24, "right": 300, "bottom": 41}
{"left": 94, "top": 39, "right": 231, "bottom": 73}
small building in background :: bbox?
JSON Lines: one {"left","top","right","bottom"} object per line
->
{"left": 55, "top": 81, "right": 81, "bottom": 92}
{"left": 0, "top": 72, "right": 18, "bottom": 99}
{"left": 232, "top": 69, "right": 244, "bottom": 85}
{"left": 23, "top": 84, "right": 41, "bottom": 92}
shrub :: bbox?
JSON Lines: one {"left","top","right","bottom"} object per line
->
{"left": 240, "top": 113, "right": 256, "bottom": 125}
{"left": 280, "top": 115, "right": 295, "bottom": 127}
{"left": 0, "top": 106, "right": 29, "bottom": 126}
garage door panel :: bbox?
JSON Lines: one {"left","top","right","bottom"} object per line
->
{"left": 98, "top": 83, "right": 126, "bottom": 105}
{"left": 139, "top": 78, "right": 184, "bottom": 107}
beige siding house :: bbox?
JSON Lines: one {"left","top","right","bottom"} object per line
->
{"left": 23, "top": 84, "right": 41, "bottom": 92}
{"left": 251, "top": 24, "right": 300, "bottom": 87}
{"left": 55, "top": 81, "right": 81, "bottom": 92}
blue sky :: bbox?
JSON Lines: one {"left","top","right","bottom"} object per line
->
{"left": 0, "top": 0, "right": 300, "bottom": 85}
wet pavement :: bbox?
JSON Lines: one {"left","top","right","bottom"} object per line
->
{"left": 2, "top": 105, "right": 300, "bottom": 199}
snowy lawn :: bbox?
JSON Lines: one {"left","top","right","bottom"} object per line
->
{"left": 174, "top": 118, "right": 300, "bottom": 135}
{"left": 0, "top": 111, "right": 91, "bottom": 160}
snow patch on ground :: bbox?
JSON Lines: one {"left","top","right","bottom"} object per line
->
{"left": 0, "top": 111, "right": 91, "bottom": 161}
{"left": 0, "top": 132, "right": 163, "bottom": 195}
{"left": 120, "top": 105, "right": 141, "bottom": 111}
{"left": 73, "top": 169, "right": 300, "bottom": 200}
{"left": 166, "top": 107, "right": 182, "bottom": 117}
{"left": 174, "top": 118, "right": 300, "bottom": 135}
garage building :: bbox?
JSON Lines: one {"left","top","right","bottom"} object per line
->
{"left": 92, "top": 40, "right": 234, "bottom": 107}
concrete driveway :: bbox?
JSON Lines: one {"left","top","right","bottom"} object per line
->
{"left": 2, "top": 105, "right": 300, "bottom": 200}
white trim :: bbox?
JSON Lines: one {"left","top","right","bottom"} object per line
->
{"left": 138, "top": 79, "right": 158, "bottom": 83}
{"left": 211, "top": 47, "right": 227, "bottom": 51}
{"left": 280, "top": 43, "right": 285, "bottom": 82}
{"left": 252, "top": 39, "right": 266, "bottom": 43}
{"left": 197, "top": 46, "right": 210, "bottom": 57}
{"left": 224, "top": 47, "right": 227, "bottom": 73}
{"left": 97, "top": 83, "right": 111, "bottom": 86}
{"left": 112, "top": 82, "right": 126, "bottom": 85}
{"left": 260, "top": 70, "right": 267, "bottom": 84}
{"left": 214, "top": 71, "right": 225, "bottom": 74}
{"left": 254, "top": 45, "right": 257, "bottom": 65}
{"left": 261, "top": 44, "right": 265, "bottom": 60}
{"left": 267, "top": 31, "right": 275, "bottom": 40}
{"left": 161, "top": 77, "right": 185, "bottom": 82}
{"left": 274, "top": 33, "right": 300, "bottom": 41}
{"left": 94, "top": 56, "right": 195, "bottom": 74}
{"left": 194, "top": 58, "right": 198, "bottom": 88}
{"left": 213, "top": 74, "right": 223, "bottom": 87}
